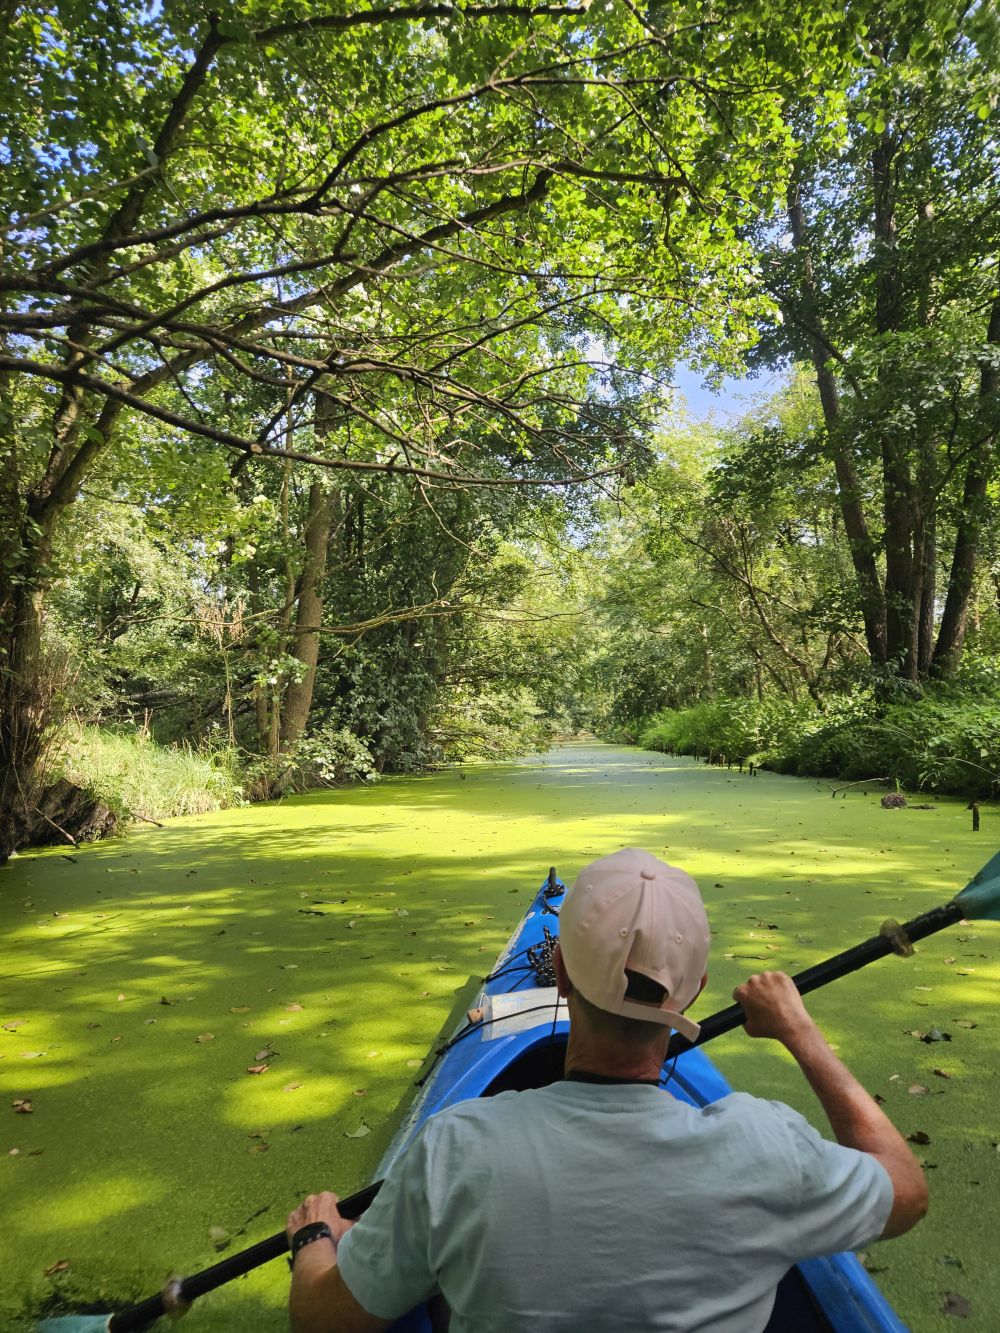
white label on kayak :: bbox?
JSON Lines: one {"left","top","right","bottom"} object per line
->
{"left": 480, "top": 987, "right": 567, "bottom": 1039}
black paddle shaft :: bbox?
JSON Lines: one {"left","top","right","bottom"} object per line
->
{"left": 106, "top": 896, "right": 967, "bottom": 1330}
{"left": 107, "top": 1183, "right": 383, "bottom": 1332}
{"left": 665, "top": 898, "right": 965, "bottom": 1061}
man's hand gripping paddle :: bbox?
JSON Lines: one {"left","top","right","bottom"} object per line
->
{"left": 39, "top": 851, "right": 1000, "bottom": 1332}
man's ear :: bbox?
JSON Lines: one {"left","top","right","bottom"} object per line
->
{"left": 553, "top": 942, "right": 573, "bottom": 998}
{"left": 683, "top": 972, "right": 708, "bottom": 1013}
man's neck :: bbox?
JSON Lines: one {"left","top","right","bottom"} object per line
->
{"left": 563, "top": 1031, "right": 670, "bottom": 1084}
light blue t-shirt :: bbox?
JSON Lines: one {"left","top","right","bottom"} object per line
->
{"left": 337, "top": 1082, "right": 893, "bottom": 1332}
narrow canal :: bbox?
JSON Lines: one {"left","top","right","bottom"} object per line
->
{"left": 2, "top": 744, "right": 996, "bottom": 1329}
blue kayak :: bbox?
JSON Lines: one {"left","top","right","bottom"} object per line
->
{"left": 377, "top": 870, "right": 907, "bottom": 1333}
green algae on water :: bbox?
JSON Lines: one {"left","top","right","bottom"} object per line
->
{"left": 2, "top": 744, "right": 997, "bottom": 1331}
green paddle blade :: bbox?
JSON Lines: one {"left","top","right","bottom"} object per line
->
{"left": 954, "top": 850, "right": 1000, "bottom": 921}
{"left": 38, "top": 1318, "right": 111, "bottom": 1332}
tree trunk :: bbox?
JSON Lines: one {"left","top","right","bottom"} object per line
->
{"left": 915, "top": 506, "right": 936, "bottom": 677}
{"left": 278, "top": 480, "right": 333, "bottom": 751}
{"left": 0, "top": 528, "right": 53, "bottom": 861}
{"left": 932, "top": 292, "right": 1000, "bottom": 676}
{"left": 871, "top": 131, "right": 919, "bottom": 680}
{"left": 789, "top": 187, "right": 890, "bottom": 666}
{"left": 786, "top": 184, "right": 886, "bottom": 667}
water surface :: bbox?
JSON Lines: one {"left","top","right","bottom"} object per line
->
{"left": 1, "top": 744, "right": 996, "bottom": 1329}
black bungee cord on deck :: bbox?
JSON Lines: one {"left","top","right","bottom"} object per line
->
{"left": 414, "top": 1002, "right": 567, "bottom": 1087}
{"left": 419, "top": 873, "right": 568, "bottom": 1088}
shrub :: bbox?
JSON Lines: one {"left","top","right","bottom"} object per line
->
{"left": 245, "top": 723, "right": 379, "bottom": 798}
{"left": 57, "top": 724, "right": 244, "bottom": 821}
{"left": 639, "top": 697, "right": 814, "bottom": 764}
{"left": 628, "top": 689, "right": 1000, "bottom": 798}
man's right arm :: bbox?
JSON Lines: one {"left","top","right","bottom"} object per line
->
{"left": 734, "top": 970, "right": 929, "bottom": 1239}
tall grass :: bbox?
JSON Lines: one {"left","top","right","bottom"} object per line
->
{"left": 57, "top": 725, "right": 244, "bottom": 822}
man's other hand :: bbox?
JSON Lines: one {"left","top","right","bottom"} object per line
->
{"left": 733, "top": 971, "right": 818, "bottom": 1046}
{"left": 287, "top": 1191, "right": 353, "bottom": 1247}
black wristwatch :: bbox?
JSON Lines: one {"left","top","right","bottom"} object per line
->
{"left": 289, "top": 1221, "right": 336, "bottom": 1269}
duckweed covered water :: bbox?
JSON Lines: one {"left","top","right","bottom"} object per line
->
{"left": 2, "top": 744, "right": 997, "bottom": 1330}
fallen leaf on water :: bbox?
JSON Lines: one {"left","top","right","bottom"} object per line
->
{"left": 254, "top": 1048, "right": 276, "bottom": 1061}
{"left": 941, "top": 1292, "right": 971, "bottom": 1317}
{"left": 907, "top": 1131, "right": 931, "bottom": 1145}
{"left": 21, "top": 1051, "right": 45, "bottom": 1059}
{"left": 44, "top": 1259, "right": 70, "bottom": 1276}
{"left": 209, "top": 1227, "right": 231, "bottom": 1252}
{"left": 353, "top": 1088, "right": 366, "bottom": 1097}
{"left": 86, "top": 1022, "right": 101, "bottom": 1030}
{"left": 248, "top": 1141, "right": 269, "bottom": 1155}
{"left": 281, "top": 964, "right": 298, "bottom": 969}
{"left": 230, "top": 1006, "right": 251, "bottom": 1014}
{"left": 283, "top": 1082, "right": 302, "bottom": 1092}
{"left": 908, "top": 1084, "right": 929, "bottom": 1095}
{"left": 195, "top": 1034, "right": 215, "bottom": 1044}
{"left": 116, "top": 993, "right": 126, "bottom": 1002}
{"left": 954, "top": 1020, "right": 977, "bottom": 1029}
{"left": 284, "top": 1004, "right": 304, "bottom": 1012}
{"left": 110, "top": 1035, "right": 123, "bottom": 1044}
{"left": 406, "top": 1059, "right": 422, "bottom": 1069}
{"left": 933, "top": 1067, "right": 952, "bottom": 1079}
{"left": 246, "top": 1063, "right": 269, "bottom": 1075}
{"left": 2, "top": 1020, "right": 25, "bottom": 1032}
{"left": 159, "top": 997, "right": 173, "bottom": 1006}
{"left": 13, "top": 1099, "right": 32, "bottom": 1114}
{"left": 344, "top": 1122, "right": 370, "bottom": 1139}
{"left": 8, "top": 1147, "right": 20, "bottom": 1155}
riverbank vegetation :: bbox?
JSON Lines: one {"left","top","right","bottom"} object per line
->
{"left": 3, "top": 1, "right": 999, "bottom": 855}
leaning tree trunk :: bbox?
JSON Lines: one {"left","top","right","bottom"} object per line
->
{"left": 787, "top": 183, "right": 887, "bottom": 668}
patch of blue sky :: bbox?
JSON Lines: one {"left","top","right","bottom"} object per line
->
{"left": 670, "top": 362, "right": 787, "bottom": 425}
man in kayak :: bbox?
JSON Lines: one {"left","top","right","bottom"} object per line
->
{"left": 287, "top": 847, "right": 927, "bottom": 1331}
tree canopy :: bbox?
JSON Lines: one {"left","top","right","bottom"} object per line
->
{"left": 2, "top": 0, "right": 999, "bottom": 850}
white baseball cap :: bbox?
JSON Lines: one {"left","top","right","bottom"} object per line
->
{"left": 559, "top": 848, "right": 710, "bottom": 1041}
